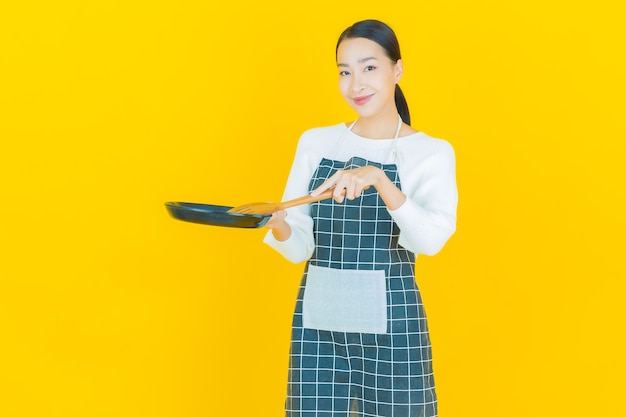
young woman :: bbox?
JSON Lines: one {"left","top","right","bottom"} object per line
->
{"left": 263, "top": 19, "right": 457, "bottom": 417}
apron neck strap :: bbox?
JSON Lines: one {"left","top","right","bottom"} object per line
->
{"left": 347, "top": 115, "right": 402, "bottom": 137}
{"left": 335, "top": 115, "right": 403, "bottom": 163}
{"left": 389, "top": 114, "right": 403, "bottom": 163}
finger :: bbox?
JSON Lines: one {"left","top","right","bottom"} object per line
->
{"left": 266, "top": 210, "right": 287, "bottom": 228}
{"left": 311, "top": 180, "right": 333, "bottom": 197}
{"left": 351, "top": 176, "right": 368, "bottom": 199}
{"left": 311, "top": 171, "right": 342, "bottom": 196}
{"left": 333, "top": 183, "right": 346, "bottom": 203}
{"left": 352, "top": 180, "right": 368, "bottom": 199}
{"left": 274, "top": 209, "right": 287, "bottom": 221}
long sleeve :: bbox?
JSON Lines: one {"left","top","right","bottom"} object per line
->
{"left": 263, "top": 130, "right": 322, "bottom": 263}
{"left": 389, "top": 140, "right": 458, "bottom": 256}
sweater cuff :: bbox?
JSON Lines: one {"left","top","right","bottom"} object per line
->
{"left": 387, "top": 198, "right": 428, "bottom": 254}
{"left": 387, "top": 197, "right": 419, "bottom": 225}
{"left": 263, "top": 229, "right": 307, "bottom": 264}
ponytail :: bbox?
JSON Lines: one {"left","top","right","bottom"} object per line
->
{"left": 395, "top": 84, "right": 410, "bottom": 125}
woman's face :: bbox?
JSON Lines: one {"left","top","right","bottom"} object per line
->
{"left": 336, "top": 37, "right": 403, "bottom": 119}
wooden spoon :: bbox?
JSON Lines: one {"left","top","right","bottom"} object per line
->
{"left": 228, "top": 186, "right": 370, "bottom": 215}
{"left": 227, "top": 189, "right": 335, "bottom": 215}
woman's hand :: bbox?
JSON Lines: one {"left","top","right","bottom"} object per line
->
{"left": 265, "top": 210, "right": 292, "bottom": 241}
{"left": 311, "top": 166, "right": 407, "bottom": 210}
{"left": 311, "top": 166, "right": 383, "bottom": 203}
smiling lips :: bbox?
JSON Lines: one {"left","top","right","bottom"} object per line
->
{"left": 353, "top": 94, "right": 373, "bottom": 106}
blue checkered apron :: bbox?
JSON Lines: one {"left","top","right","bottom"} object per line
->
{"left": 286, "top": 155, "right": 437, "bottom": 417}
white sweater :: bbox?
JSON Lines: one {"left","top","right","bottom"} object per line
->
{"left": 264, "top": 123, "right": 458, "bottom": 263}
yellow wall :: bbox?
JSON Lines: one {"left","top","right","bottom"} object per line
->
{"left": 1, "top": 1, "right": 624, "bottom": 416}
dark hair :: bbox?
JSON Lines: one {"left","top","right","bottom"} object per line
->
{"left": 336, "top": 20, "right": 410, "bottom": 125}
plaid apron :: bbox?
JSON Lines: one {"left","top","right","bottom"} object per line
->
{"left": 286, "top": 155, "right": 437, "bottom": 417}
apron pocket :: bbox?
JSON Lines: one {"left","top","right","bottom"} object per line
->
{"left": 302, "top": 265, "right": 387, "bottom": 334}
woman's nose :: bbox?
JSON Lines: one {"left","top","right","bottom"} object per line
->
{"left": 351, "top": 78, "right": 365, "bottom": 95}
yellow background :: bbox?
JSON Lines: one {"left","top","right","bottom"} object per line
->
{"left": 1, "top": 1, "right": 624, "bottom": 416}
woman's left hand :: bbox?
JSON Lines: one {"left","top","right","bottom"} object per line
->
{"left": 310, "top": 166, "right": 384, "bottom": 203}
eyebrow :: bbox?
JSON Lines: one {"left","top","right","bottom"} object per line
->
{"left": 337, "top": 56, "right": 378, "bottom": 67}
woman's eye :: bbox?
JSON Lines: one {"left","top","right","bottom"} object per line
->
{"left": 339, "top": 70, "right": 350, "bottom": 76}
{"left": 364, "top": 65, "right": 376, "bottom": 72}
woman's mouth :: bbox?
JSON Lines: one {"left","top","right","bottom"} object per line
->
{"left": 353, "top": 94, "right": 373, "bottom": 106}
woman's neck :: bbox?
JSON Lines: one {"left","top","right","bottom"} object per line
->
{"left": 351, "top": 111, "right": 400, "bottom": 139}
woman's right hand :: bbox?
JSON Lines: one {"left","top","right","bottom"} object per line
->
{"left": 265, "top": 210, "right": 292, "bottom": 241}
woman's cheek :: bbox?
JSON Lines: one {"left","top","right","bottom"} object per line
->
{"left": 338, "top": 78, "right": 350, "bottom": 100}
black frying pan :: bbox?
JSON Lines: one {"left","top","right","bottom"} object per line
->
{"left": 164, "top": 202, "right": 270, "bottom": 228}
{"left": 165, "top": 188, "right": 342, "bottom": 229}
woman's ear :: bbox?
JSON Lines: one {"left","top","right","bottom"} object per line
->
{"left": 395, "top": 59, "right": 404, "bottom": 83}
